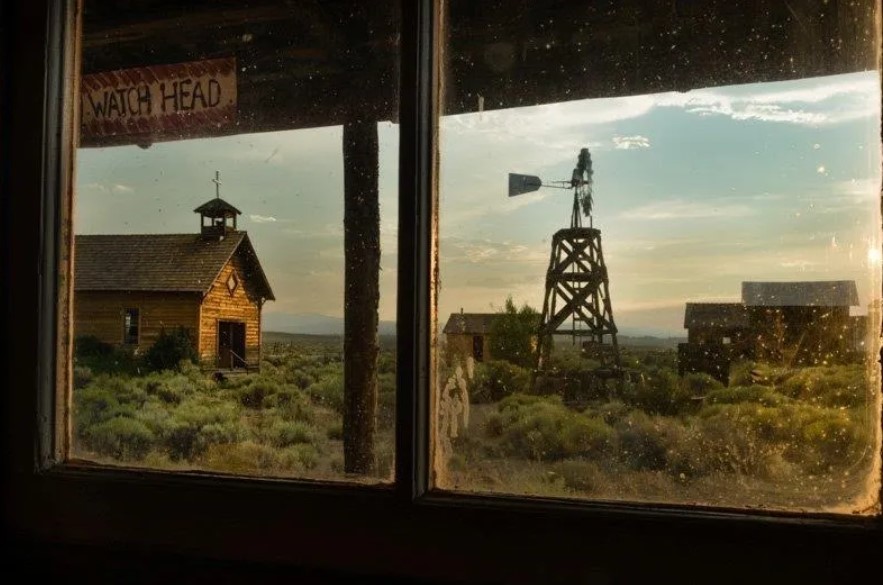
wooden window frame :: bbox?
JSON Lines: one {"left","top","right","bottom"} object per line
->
{"left": 3, "top": 1, "right": 883, "bottom": 583}
{"left": 122, "top": 307, "right": 140, "bottom": 345}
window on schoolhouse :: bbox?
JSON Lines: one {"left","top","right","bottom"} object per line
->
{"left": 434, "top": 0, "right": 883, "bottom": 514}
{"left": 69, "top": 0, "right": 400, "bottom": 483}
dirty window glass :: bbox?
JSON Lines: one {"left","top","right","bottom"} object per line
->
{"left": 435, "top": 0, "right": 882, "bottom": 513}
{"left": 70, "top": 0, "right": 399, "bottom": 482}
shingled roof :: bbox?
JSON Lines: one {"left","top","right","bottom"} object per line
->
{"left": 194, "top": 197, "right": 242, "bottom": 215}
{"left": 74, "top": 233, "right": 274, "bottom": 299}
{"left": 442, "top": 313, "right": 499, "bottom": 335}
{"left": 742, "top": 280, "right": 858, "bottom": 307}
{"left": 684, "top": 302, "right": 749, "bottom": 329}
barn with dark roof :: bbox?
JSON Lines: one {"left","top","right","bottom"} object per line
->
{"left": 74, "top": 195, "right": 274, "bottom": 369}
{"left": 679, "top": 280, "right": 863, "bottom": 383}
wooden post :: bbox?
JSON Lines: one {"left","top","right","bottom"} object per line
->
{"left": 342, "top": 120, "right": 380, "bottom": 474}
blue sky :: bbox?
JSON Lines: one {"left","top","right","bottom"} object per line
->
{"left": 76, "top": 71, "right": 881, "bottom": 336}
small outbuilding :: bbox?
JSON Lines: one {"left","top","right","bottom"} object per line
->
{"left": 442, "top": 311, "right": 498, "bottom": 363}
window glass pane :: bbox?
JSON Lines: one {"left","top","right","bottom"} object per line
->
{"left": 436, "top": 0, "right": 882, "bottom": 513}
{"left": 70, "top": 0, "right": 399, "bottom": 482}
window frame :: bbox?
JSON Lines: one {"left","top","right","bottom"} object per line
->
{"left": 3, "top": 0, "right": 883, "bottom": 582}
{"left": 122, "top": 307, "right": 140, "bottom": 345}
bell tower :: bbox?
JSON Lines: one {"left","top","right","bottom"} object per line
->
{"left": 194, "top": 170, "right": 242, "bottom": 238}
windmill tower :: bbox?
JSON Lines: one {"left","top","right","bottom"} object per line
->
{"left": 509, "top": 148, "right": 621, "bottom": 375}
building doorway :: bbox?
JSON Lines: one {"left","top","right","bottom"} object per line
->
{"left": 472, "top": 335, "right": 484, "bottom": 362}
{"left": 218, "top": 321, "right": 246, "bottom": 368}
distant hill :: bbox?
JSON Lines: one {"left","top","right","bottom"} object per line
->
{"left": 263, "top": 329, "right": 682, "bottom": 353}
{"left": 263, "top": 330, "right": 396, "bottom": 351}
{"left": 617, "top": 335, "right": 685, "bottom": 350}
{"left": 263, "top": 312, "right": 396, "bottom": 336}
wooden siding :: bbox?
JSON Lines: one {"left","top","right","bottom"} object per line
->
{"left": 74, "top": 291, "right": 201, "bottom": 350}
{"left": 445, "top": 333, "right": 491, "bottom": 364}
{"left": 199, "top": 252, "right": 262, "bottom": 365}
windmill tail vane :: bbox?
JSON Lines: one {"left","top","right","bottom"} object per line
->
{"left": 507, "top": 147, "right": 596, "bottom": 228}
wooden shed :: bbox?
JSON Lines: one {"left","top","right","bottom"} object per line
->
{"left": 679, "top": 302, "right": 752, "bottom": 384}
{"left": 74, "top": 196, "right": 274, "bottom": 370}
{"left": 442, "top": 312, "right": 498, "bottom": 363}
{"left": 742, "top": 280, "right": 860, "bottom": 365}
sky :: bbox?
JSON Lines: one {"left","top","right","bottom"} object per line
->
{"left": 76, "top": 70, "right": 882, "bottom": 337}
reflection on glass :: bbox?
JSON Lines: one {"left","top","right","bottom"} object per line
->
{"left": 70, "top": 1, "right": 399, "bottom": 482}
{"left": 436, "top": 2, "right": 881, "bottom": 512}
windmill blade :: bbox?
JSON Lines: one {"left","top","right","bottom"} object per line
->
{"left": 508, "top": 173, "right": 543, "bottom": 197}
{"left": 579, "top": 182, "right": 594, "bottom": 217}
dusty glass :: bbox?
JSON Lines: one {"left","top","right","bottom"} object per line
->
{"left": 70, "top": 0, "right": 399, "bottom": 482}
{"left": 435, "top": 0, "right": 882, "bottom": 513}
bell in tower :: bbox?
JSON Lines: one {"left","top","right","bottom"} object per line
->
{"left": 194, "top": 170, "right": 242, "bottom": 239}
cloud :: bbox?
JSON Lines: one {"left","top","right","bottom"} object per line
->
{"left": 249, "top": 214, "right": 277, "bottom": 223}
{"left": 613, "top": 135, "right": 651, "bottom": 150}
{"left": 80, "top": 182, "right": 134, "bottom": 194}
{"left": 655, "top": 73, "right": 880, "bottom": 126}
{"left": 620, "top": 199, "right": 755, "bottom": 220}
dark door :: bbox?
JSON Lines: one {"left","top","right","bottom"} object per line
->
{"left": 218, "top": 321, "right": 247, "bottom": 368}
{"left": 472, "top": 335, "right": 484, "bottom": 362}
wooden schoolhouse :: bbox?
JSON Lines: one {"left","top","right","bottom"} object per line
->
{"left": 73, "top": 188, "right": 274, "bottom": 369}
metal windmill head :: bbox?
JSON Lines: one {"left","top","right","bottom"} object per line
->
{"left": 572, "top": 148, "right": 594, "bottom": 217}
{"left": 508, "top": 147, "right": 595, "bottom": 216}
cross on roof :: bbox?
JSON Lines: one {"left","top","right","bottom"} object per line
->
{"left": 212, "top": 170, "right": 222, "bottom": 199}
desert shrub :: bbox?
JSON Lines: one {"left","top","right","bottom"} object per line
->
{"left": 638, "top": 350, "right": 678, "bottom": 371}
{"left": 591, "top": 399, "right": 631, "bottom": 426}
{"left": 488, "top": 296, "right": 540, "bottom": 368}
{"left": 621, "top": 368, "right": 696, "bottom": 416}
{"left": 779, "top": 365, "right": 868, "bottom": 408}
{"left": 73, "top": 366, "right": 93, "bottom": 390}
{"left": 471, "top": 360, "right": 531, "bottom": 403}
{"left": 142, "top": 373, "right": 199, "bottom": 405}
{"left": 83, "top": 416, "right": 155, "bottom": 460}
{"left": 266, "top": 387, "right": 315, "bottom": 423}
{"left": 799, "top": 410, "right": 864, "bottom": 471}
{"left": 134, "top": 400, "right": 175, "bottom": 436}
{"left": 75, "top": 339, "right": 141, "bottom": 374}
{"left": 143, "top": 327, "right": 198, "bottom": 372}
{"left": 728, "top": 362, "right": 796, "bottom": 387}
{"left": 75, "top": 335, "right": 114, "bottom": 358}
{"left": 551, "top": 459, "right": 604, "bottom": 492}
{"left": 238, "top": 377, "right": 282, "bottom": 408}
{"left": 614, "top": 411, "right": 682, "bottom": 471}
{"left": 560, "top": 416, "right": 615, "bottom": 458}
{"left": 74, "top": 377, "right": 145, "bottom": 435}
{"left": 162, "top": 398, "right": 240, "bottom": 460}
{"left": 728, "top": 361, "right": 758, "bottom": 387}
{"left": 485, "top": 411, "right": 504, "bottom": 438}
{"left": 494, "top": 394, "right": 614, "bottom": 461}
{"left": 305, "top": 374, "right": 344, "bottom": 413}
{"left": 546, "top": 345, "right": 602, "bottom": 374}
{"left": 691, "top": 404, "right": 791, "bottom": 477}
{"left": 679, "top": 372, "right": 724, "bottom": 396}
{"left": 268, "top": 420, "right": 316, "bottom": 448}
{"left": 705, "top": 385, "right": 788, "bottom": 407}
{"left": 202, "top": 441, "right": 280, "bottom": 473}
{"left": 285, "top": 368, "right": 315, "bottom": 390}
{"left": 278, "top": 444, "right": 320, "bottom": 471}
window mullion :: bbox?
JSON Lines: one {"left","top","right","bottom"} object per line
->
{"left": 396, "top": 0, "right": 439, "bottom": 502}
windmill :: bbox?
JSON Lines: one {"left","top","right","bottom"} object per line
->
{"left": 509, "top": 148, "right": 622, "bottom": 378}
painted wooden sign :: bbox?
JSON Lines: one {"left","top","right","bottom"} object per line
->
{"left": 80, "top": 57, "right": 237, "bottom": 142}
